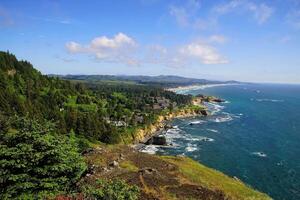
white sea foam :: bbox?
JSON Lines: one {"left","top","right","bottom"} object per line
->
{"left": 200, "top": 137, "right": 214, "bottom": 142}
{"left": 187, "top": 136, "right": 214, "bottom": 142}
{"left": 189, "top": 120, "right": 206, "bottom": 125}
{"left": 255, "top": 99, "right": 284, "bottom": 103}
{"left": 185, "top": 146, "right": 198, "bottom": 152}
{"left": 140, "top": 145, "right": 160, "bottom": 154}
{"left": 252, "top": 152, "right": 267, "bottom": 157}
{"left": 205, "top": 102, "right": 225, "bottom": 114}
{"left": 185, "top": 143, "right": 198, "bottom": 152}
{"left": 207, "top": 128, "right": 219, "bottom": 133}
{"left": 166, "top": 128, "right": 185, "bottom": 139}
{"left": 210, "top": 115, "right": 233, "bottom": 123}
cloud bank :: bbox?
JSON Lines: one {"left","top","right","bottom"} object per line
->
{"left": 66, "top": 33, "right": 228, "bottom": 67}
{"left": 169, "top": 0, "right": 274, "bottom": 30}
{"left": 66, "top": 33, "right": 138, "bottom": 65}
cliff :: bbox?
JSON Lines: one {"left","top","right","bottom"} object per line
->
{"left": 133, "top": 105, "right": 207, "bottom": 143}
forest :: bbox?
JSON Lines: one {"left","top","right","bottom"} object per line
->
{"left": 0, "top": 51, "right": 194, "bottom": 199}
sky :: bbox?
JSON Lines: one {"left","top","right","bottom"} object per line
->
{"left": 1, "top": 0, "right": 300, "bottom": 83}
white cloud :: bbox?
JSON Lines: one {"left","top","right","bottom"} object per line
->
{"left": 179, "top": 42, "right": 228, "bottom": 64}
{"left": 169, "top": 0, "right": 272, "bottom": 31}
{"left": 279, "top": 35, "right": 292, "bottom": 43}
{"left": 169, "top": 0, "right": 201, "bottom": 28}
{"left": 66, "top": 41, "right": 82, "bottom": 53}
{"left": 208, "top": 35, "right": 227, "bottom": 44}
{"left": 66, "top": 33, "right": 137, "bottom": 65}
{"left": 213, "top": 0, "right": 243, "bottom": 14}
{"left": 90, "top": 33, "right": 136, "bottom": 49}
{"left": 287, "top": 9, "right": 300, "bottom": 29}
{"left": 169, "top": 6, "right": 190, "bottom": 27}
{"left": 248, "top": 3, "right": 274, "bottom": 24}
{"left": 213, "top": 0, "right": 274, "bottom": 25}
{"left": 66, "top": 33, "right": 228, "bottom": 67}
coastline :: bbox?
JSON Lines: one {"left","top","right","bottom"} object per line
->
{"left": 131, "top": 95, "right": 210, "bottom": 151}
{"left": 132, "top": 104, "right": 207, "bottom": 147}
{"left": 166, "top": 83, "right": 239, "bottom": 93}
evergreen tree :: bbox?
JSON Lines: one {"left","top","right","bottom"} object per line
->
{"left": 0, "top": 117, "right": 87, "bottom": 199}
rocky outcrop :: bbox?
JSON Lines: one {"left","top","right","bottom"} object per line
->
{"left": 133, "top": 108, "right": 205, "bottom": 143}
{"left": 145, "top": 135, "right": 167, "bottom": 145}
{"left": 196, "top": 95, "right": 225, "bottom": 103}
{"left": 200, "top": 110, "right": 209, "bottom": 116}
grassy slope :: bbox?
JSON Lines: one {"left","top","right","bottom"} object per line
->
{"left": 162, "top": 156, "right": 272, "bottom": 200}
{"left": 83, "top": 145, "right": 271, "bottom": 200}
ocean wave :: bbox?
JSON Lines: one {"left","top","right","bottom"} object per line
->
{"left": 205, "top": 102, "right": 225, "bottom": 114}
{"left": 210, "top": 115, "right": 233, "bottom": 123}
{"left": 189, "top": 120, "right": 207, "bottom": 125}
{"left": 165, "top": 126, "right": 214, "bottom": 144}
{"left": 187, "top": 136, "right": 214, "bottom": 142}
{"left": 185, "top": 143, "right": 198, "bottom": 152}
{"left": 251, "top": 152, "right": 267, "bottom": 157}
{"left": 200, "top": 137, "right": 214, "bottom": 142}
{"left": 223, "top": 100, "right": 231, "bottom": 104}
{"left": 206, "top": 128, "right": 219, "bottom": 133}
{"left": 255, "top": 99, "right": 284, "bottom": 103}
{"left": 140, "top": 145, "right": 160, "bottom": 155}
{"left": 166, "top": 128, "right": 185, "bottom": 139}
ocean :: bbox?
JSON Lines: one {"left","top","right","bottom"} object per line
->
{"left": 142, "top": 83, "right": 300, "bottom": 200}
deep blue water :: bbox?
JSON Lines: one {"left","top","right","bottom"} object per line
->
{"left": 151, "top": 84, "right": 300, "bottom": 199}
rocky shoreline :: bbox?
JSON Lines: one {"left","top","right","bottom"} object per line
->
{"left": 132, "top": 95, "right": 225, "bottom": 150}
{"left": 132, "top": 110, "right": 206, "bottom": 149}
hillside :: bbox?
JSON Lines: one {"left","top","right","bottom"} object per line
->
{"left": 56, "top": 74, "right": 239, "bottom": 88}
{"left": 82, "top": 145, "right": 271, "bottom": 200}
{"left": 0, "top": 51, "right": 194, "bottom": 144}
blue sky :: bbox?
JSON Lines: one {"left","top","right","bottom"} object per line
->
{"left": 1, "top": 0, "right": 300, "bottom": 83}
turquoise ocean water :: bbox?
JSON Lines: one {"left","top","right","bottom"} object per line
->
{"left": 144, "top": 84, "right": 300, "bottom": 199}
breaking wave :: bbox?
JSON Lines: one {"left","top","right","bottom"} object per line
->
{"left": 185, "top": 143, "right": 198, "bottom": 152}
{"left": 251, "top": 152, "right": 267, "bottom": 157}
{"left": 207, "top": 129, "right": 219, "bottom": 133}
{"left": 140, "top": 145, "right": 160, "bottom": 155}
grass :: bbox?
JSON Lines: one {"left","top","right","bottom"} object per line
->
{"left": 120, "top": 161, "right": 139, "bottom": 172}
{"left": 161, "top": 156, "right": 272, "bottom": 200}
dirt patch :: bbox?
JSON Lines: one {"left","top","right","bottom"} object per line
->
{"left": 166, "top": 184, "right": 229, "bottom": 200}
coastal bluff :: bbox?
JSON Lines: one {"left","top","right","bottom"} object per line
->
{"left": 82, "top": 145, "right": 272, "bottom": 200}
{"left": 133, "top": 104, "right": 208, "bottom": 144}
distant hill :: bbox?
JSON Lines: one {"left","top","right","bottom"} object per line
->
{"left": 55, "top": 74, "right": 240, "bottom": 87}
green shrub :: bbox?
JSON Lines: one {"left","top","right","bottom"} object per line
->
{"left": 83, "top": 179, "right": 140, "bottom": 200}
{"left": 0, "top": 117, "right": 87, "bottom": 199}
{"left": 0, "top": 113, "right": 10, "bottom": 135}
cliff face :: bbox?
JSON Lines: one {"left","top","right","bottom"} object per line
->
{"left": 133, "top": 107, "right": 205, "bottom": 143}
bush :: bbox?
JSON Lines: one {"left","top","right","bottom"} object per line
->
{"left": 0, "top": 113, "right": 10, "bottom": 135}
{"left": 83, "top": 179, "right": 140, "bottom": 200}
{"left": 0, "top": 117, "right": 87, "bottom": 199}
